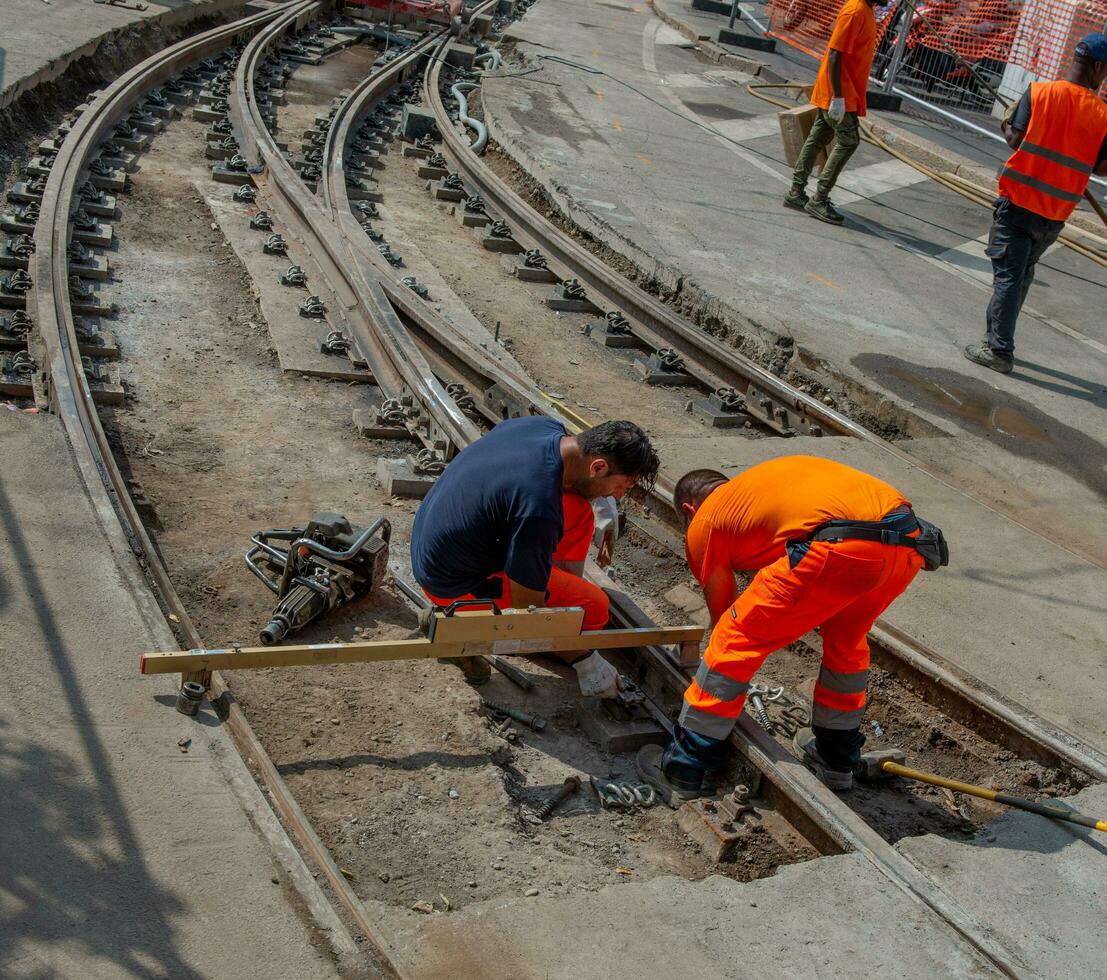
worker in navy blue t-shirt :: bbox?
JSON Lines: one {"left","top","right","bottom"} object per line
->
{"left": 411, "top": 417, "right": 659, "bottom": 694}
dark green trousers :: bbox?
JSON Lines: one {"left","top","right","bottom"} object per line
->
{"left": 792, "top": 109, "right": 861, "bottom": 199}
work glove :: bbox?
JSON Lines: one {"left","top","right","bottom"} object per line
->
{"left": 592, "top": 495, "right": 619, "bottom": 568}
{"left": 828, "top": 97, "right": 846, "bottom": 123}
{"left": 573, "top": 651, "right": 623, "bottom": 698}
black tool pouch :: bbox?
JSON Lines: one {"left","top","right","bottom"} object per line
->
{"left": 913, "top": 518, "right": 949, "bottom": 571}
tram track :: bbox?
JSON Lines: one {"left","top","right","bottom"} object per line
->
{"left": 18, "top": 3, "right": 1106, "bottom": 977}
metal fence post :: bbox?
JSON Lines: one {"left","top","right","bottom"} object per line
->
{"left": 882, "top": 1, "right": 913, "bottom": 93}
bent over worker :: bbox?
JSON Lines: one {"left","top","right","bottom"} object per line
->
{"left": 964, "top": 33, "right": 1107, "bottom": 375}
{"left": 784, "top": 0, "right": 881, "bottom": 225}
{"left": 410, "top": 416, "right": 659, "bottom": 695}
{"left": 637, "top": 456, "right": 947, "bottom": 802}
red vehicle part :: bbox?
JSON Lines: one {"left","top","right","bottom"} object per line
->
{"left": 345, "top": 0, "right": 463, "bottom": 25}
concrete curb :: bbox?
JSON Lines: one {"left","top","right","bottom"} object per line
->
{"left": 646, "top": 0, "right": 1106, "bottom": 240}
{"left": 648, "top": 0, "right": 788, "bottom": 82}
{"left": 0, "top": 0, "right": 248, "bottom": 113}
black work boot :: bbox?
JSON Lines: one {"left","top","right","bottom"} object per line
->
{"left": 783, "top": 185, "right": 809, "bottom": 211}
{"left": 635, "top": 744, "right": 706, "bottom": 809}
{"left": 805, "top": 196, "right": 845, "bottom": 225}
{"left": 963, "top": 343, "right": 1013, "bottom": 375}
{"left": 793, "top": 727, "right": 853, "bottom": 791}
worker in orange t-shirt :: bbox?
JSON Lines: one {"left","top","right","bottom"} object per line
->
{"left": 785, "top": 0, "right": 881, "bottom": 224}
{"left": 637, "top": 457, "right": 947, "bottom": 804}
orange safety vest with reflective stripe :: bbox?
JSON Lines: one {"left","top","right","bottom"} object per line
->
{"left": 998, "top": 80, "right": 1107, "bottom": 222}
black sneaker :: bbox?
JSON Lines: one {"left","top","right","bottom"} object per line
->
{"left": 635, "top": 744, "right": 707, "bottom": 809}
{"left": 793, "top": 727, "right": 853, "bottom": 791}
{"left": 783, "top": 186, "right": 809, "bottom": 211}
{"left": 963, "top": 343, "right": 1013, "bottom": 375}
{"left": 805, "top": 196, "right": 845, "bottom": 225}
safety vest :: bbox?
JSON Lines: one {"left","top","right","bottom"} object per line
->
{"left": 998, "top": 81, "right": 1107, "bottom": 222}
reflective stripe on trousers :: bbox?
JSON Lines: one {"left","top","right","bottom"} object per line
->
{"left": 680, "top": 538, "right": 922, "bottom": 740}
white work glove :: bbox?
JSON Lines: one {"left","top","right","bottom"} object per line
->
{"left": 573, "top": 651, "right": 622, "bottom": 698}
{"left": 591, "top": 495, "right": 619, "bottom": 568}
{"left": 828, "top": 97, "right": 846, "bottom": 123}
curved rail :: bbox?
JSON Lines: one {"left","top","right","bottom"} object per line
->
{"left": 415, "top": 30, "right": 1107, "bottom": 979}
{"left": 28, "top": 11, "right": 403, "bottom": 973}
{"left": 318, "top": 0, "right": 576, "bottom": 431}
{"left": 421, "top": 40, "right": 1107, "bottom": 781}
{"left": 233, "top": 0, "right": 479, "bottom": 458}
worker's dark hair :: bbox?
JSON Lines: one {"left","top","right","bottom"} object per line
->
{"left": 673, "top": 469, "right": 727, "bottom": 512}
{"left": 578, "top": 420, "right": 660, "bottom": 490}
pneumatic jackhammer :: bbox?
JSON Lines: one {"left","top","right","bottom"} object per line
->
{"left": 244, "top": 513, "right": 390, "bottom": 645}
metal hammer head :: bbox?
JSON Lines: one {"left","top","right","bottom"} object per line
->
{"left": 855, "top": 748, "right": 907, "bottom": 781}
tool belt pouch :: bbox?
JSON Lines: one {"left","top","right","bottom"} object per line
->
{"left": 912, "top": 517, "right": 949, "bottom": 571}
{"left": 808, "top": 510, "right": 948, "bottom": 571}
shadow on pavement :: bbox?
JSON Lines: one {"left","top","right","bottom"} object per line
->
{"left": 0, "top": 476, "right": 203, "bottom": 979}
{"left": 852, "top": 354, "right": 1107, "bottom": 500}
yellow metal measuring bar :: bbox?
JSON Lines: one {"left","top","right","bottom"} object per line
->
{"left": 140, "top": 607, "right": 704, "bottom": 676}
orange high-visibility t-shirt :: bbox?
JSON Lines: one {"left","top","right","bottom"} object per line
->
{"left": 811, "top": 0, "right": 878, "bottom": 116}
{"left": 685, "top": 455, "right": 909, "bottom": 581}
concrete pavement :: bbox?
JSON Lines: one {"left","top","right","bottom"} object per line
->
{"left": 480, "top": 0, "right": 1107, "bottom": 564}
{"left": 373, "top": 785, "right": 1107, "bottom": 978}
{"left": 0, "top": 0, "right": 249, "bottom": 112}
{"left": 0, "top": 409, "right": 343, "bottom": 979}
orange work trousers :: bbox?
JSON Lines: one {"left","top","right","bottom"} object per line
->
{"left": 422, "top": 492, "right": 609, "bottom": 631}
{"left": 680, "top": 539, "right": 922, "bottom": 739}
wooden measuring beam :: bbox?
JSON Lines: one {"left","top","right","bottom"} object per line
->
{"left": 140, "top": 607, "right": 704, "bottom": 676}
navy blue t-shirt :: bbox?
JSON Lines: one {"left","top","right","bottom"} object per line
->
{"left": 410, "top": 416, "right": 568, "bottom": 598}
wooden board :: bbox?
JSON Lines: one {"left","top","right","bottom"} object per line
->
{"left": 139, "top": 619, "right": 705, "bottom": 675}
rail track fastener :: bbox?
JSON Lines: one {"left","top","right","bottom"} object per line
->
{"left": 537, "top": 776, "right": 582, "bottom": 821}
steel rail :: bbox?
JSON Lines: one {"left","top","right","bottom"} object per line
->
{"left": 27, "top": 11, "right": 401, "bottom": 975}
{"left": 424, "top": 50, "right": 1107, "bottom": 576}
{"left": 317, "top": 0, "right": 561, "bottom": 432}
{"left": 390, "top": 31, "right": 1107, "bottom": 978}
{"left": 232, "top": 0, "right": 479, "bottom": 458}
{"left": 29, "top": 11, "right": 407, "bottom": 974}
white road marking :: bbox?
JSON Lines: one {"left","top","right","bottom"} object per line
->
{"left": 655, "top": 23, "right": 694, "bottom": 45}
{"left": 833, "top": 159, "right": 929, "bottom": 201}
{"left": 710, "top": 113, "right": 782, "bottom": 142}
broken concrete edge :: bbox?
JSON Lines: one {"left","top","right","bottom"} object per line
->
{"left": 647, "top": 0, "right": 788, "bottom": 82}
{"left": 647, "top": 0, "right": 1107, "bottom": 240}
{"left": 0, "top": 0, "right": 251, "bottom": 113}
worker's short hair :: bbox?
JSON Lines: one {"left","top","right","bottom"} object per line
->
{"left": 673, "top": 469, "right": 727, "bottom": 512}
{"left": 578, "top": 420, "right": 659, "bottom": 490}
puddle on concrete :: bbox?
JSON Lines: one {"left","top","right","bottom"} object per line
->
{"left": 679, "top": 101, "right": 754, "bottom": 120}
{"left": 854, "top": 354, "right": 1107, "bottom": 500}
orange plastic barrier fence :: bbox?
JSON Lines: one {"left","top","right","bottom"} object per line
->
{"left": 766, "top": 0, "right": 1107, "bottom": 99}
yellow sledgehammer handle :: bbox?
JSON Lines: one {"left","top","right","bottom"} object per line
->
{"left": 881, "top": 761, "right": 1107, "bottom": 833}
